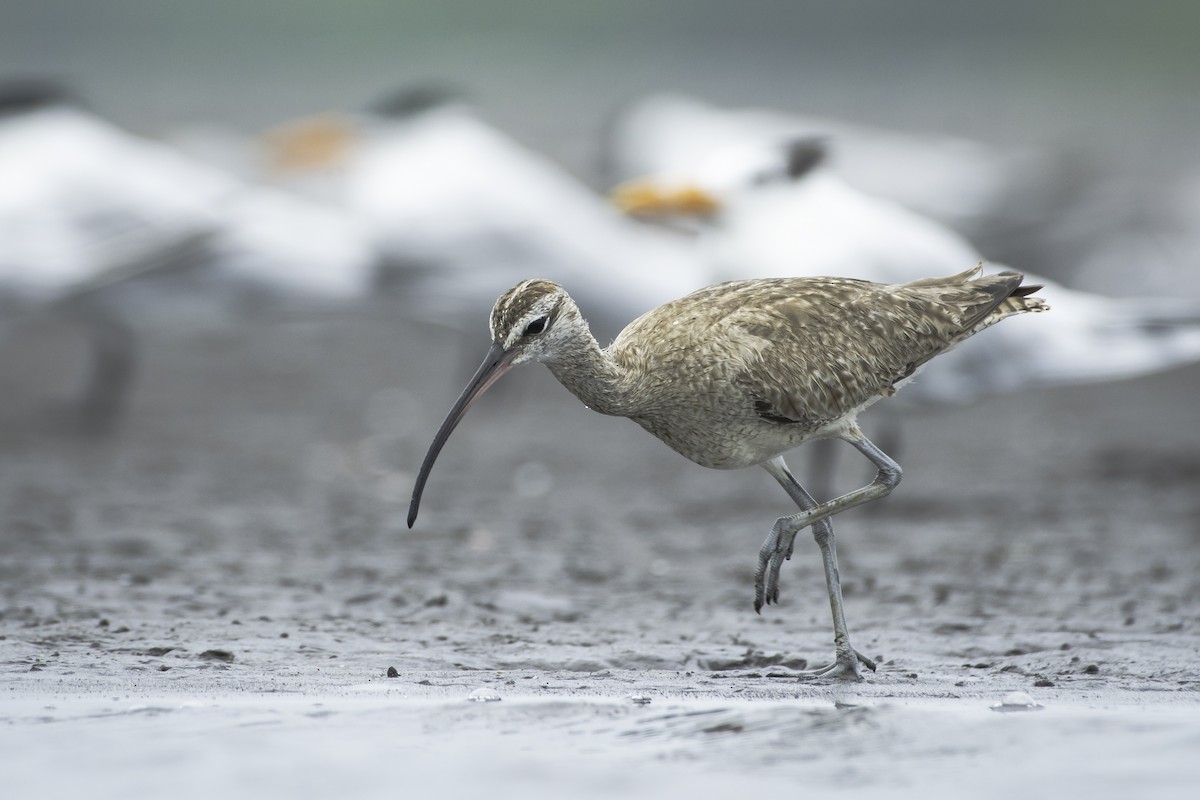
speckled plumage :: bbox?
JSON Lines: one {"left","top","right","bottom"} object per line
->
{"left": 492, "top": 264, "right": 1045, "bottom": 469}
{"left": 414, "top": 263, "right": 1046, "bottom": 680}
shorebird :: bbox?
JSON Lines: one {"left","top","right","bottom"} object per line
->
{"left": 408, "top": 265, "right": 1047, "bottom": 680}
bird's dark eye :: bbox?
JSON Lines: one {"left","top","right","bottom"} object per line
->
{"left": 523, "top": 317, "right": 547, "bottom": 336}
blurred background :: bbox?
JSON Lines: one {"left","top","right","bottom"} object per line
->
{"left": 1, "top": 1, "right": 1198, "bottom": 623}
{"left": 3, "top": 1, "right": 1198, "bottom": 158}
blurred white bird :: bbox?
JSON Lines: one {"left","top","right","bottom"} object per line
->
{"left": 0, "top": 83, "right": 375, "bottom": 305}
{"left": 612, "top": 137, "right": 1200, "bottom": 405}
{"left": 265, "top": 89, "right": 704, "bottom": 337}
{"left": 0, "top": 85, "right": 214, "bottom": 302}
{"left": 604, "top": 93, "right": 1089, "bottom": 277}
{"left": 0, "top": 82, "right": 375, "bottom": 430}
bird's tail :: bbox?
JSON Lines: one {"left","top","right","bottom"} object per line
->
{"left": 903, "top": 262, "right": 1048, "bottom": 336}
{"left": 990, "top": 276, "right": 1048, "bottom": 321}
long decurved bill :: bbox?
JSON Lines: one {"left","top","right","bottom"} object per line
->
{"left": 407, "top": 341, "right": 516, "bottom": 528}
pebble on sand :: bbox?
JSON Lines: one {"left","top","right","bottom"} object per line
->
{"left": 990, "top": 691, "right": 1044, "bottom": 712}
{"left": 467, "top": 687, "right": 503, "bottom": 703}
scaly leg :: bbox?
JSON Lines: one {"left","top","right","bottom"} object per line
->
{"left": 760, "top": 429, "right": 901, "bottom": 558}
{"left": 752, "top": 430, "right": 899, "bottom": 680}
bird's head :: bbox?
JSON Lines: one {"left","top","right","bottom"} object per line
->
{"left": 488, "top": 279, "right": 586, "bottom": 365}
{"left": 407, "top": 279, "right": 581, "bottom": 528}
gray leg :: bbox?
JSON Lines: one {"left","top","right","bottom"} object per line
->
{"left": 864, "top": 412, "right": 903, "bottom": 517}
{"left": 768, "top": 427, "right": 901, "bottom": 543}
{"left": 758, "top": 455, "right": 877, "bottom": 680}
{"left": 757, "top": 455, "right": 822, "bottom": 608}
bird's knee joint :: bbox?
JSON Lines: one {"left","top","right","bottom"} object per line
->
{"left": 876, "top": 464, "right": 902, "bottom": 492}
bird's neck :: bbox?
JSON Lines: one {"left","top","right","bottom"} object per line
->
{"left": 543, "top": 332, "right": 636, "bottom": 418}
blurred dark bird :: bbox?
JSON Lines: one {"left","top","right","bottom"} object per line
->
{"left": 408, "top": 266, "right": 1048, "bottom": 680}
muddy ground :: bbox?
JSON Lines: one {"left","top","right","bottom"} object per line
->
{"left": 2, "top": 297, "right": 1198, "bottom": 798}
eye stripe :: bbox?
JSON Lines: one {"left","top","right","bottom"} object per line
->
{"left": 490, "top": 280, "right": 562, "bottom": 341}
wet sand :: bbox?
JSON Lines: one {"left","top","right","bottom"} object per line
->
{"left": 3, "top": 299, "right": 1199, "bottom": 797}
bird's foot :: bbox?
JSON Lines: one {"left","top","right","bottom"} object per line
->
{"left": 754, "top": 520, "right": 799, "bottom": 612}
{"left": 795, "top": 649, "right": 876, "bottom": 682}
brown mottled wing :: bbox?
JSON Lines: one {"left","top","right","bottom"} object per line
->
{"left": 729, "top": 271, "right": 1026, "bottom": 428}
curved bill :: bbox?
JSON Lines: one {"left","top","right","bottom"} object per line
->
{"left": 408, "top": 341, "right": 516, "bottom": 528}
